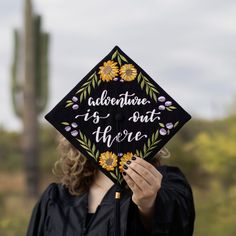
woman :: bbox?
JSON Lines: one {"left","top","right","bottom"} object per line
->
{"left": 26, "top": 135, "right": 195, "bottom": 236}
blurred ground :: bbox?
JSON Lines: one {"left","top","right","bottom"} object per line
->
{"left": 1, "top": 115, "right": 236, "bottom": 236}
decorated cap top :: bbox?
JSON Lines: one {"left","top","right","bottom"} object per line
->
{"left": 45, "top": 46, "right": 191, "bottom": 187}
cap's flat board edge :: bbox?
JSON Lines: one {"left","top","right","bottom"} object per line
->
{"left": 44, "top": 45, "right": 192, "bottom": 187}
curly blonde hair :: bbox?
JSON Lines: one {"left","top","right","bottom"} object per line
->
{"left": 53, "top": 134, "right": 171, "bottom": 196}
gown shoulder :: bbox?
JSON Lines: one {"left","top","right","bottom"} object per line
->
{"left": 26, "top": 182, "right": 60, "bottom": 236}
{"left": 153, "top": 165, "right": 195, "bottom": 235}
{"left": 127, "top": 165, "right": 195, "bottom": 236}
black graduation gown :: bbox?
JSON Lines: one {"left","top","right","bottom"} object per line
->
{"left": 26, "top": 165, "right": 195, "bottom": 236}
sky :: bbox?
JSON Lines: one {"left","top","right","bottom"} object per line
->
{"left": 0, "top": 0, "right": 235, "bottom": 131}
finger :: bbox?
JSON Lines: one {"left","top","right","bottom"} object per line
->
{"left": 127, "top": 160, "right": 156, "bottom": 186}
{"left": 132, "top": 156, "right": 162, "bottom": 178}
{"left": 123, "top": 164, "right": 150, "bottom": 191}
{"left": 122, "top": 172, "right": 142, "bottom": 194}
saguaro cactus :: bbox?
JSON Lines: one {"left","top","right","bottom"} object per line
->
{"left": 11, "top": 0, "right": 49, "bottom": 197}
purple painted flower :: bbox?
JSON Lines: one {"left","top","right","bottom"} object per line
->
{"left": 72, "top": 96, "right": 78, "bottom": 102}
{"left": 158, "top": 96, "right": 166, "bottom": 102}
{"left": 166, "top": 123, "right": 173, "bottom": 129}
{"left": 113, "top": 77, "right": 119, "bottom": 81}
{"left": 71, "top": 122, "right": 78, "bottom": 128}
{"left": 165, "top": 101, "right": 172, "bottom": 107}
{"left": 72, "top": 104, "right": 79, "bottom": 110}
{"left": 120, "top": 79, "right": 124, "bottom": 82}
{"left": 71, "top": 130, "right": 78, "bottom": 137}
{"left": 160, "top": 128, "right": 167, "bottom": 136}
{"left": 158, "top": 105, "right": 165, "bottom": 110}
{"left": 118, "top": 152, "right": 123, "bottom": 157}
{"left": 65, "top": 126, "right": 71, "bottom": 132}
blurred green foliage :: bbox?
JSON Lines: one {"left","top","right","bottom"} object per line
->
{"left": 0, "top": 114, "right": 236, "bottom": 235}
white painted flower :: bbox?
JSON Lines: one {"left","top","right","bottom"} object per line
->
{"left": 158, "top": 96, "right": 166, "bottom": 102}
{"left": 166, "top": 123, "right": 173, "bottom": 129}
{"left": 72, "top": 104, "right": 79, "bottom": 110}
{"left": 65, "top": 126, "right": 71, "bottom": 132}
{"left": 71, "top": 130, "right": 78, "bottom": 137}
{"left": 158, "top": 105, "right": 165, "bottom": 110}
{"left": 71, "top": 122, "right": 78, "bottom": 128}
{"left": 160, "top": 128, "right": 167, "bottom": 136}
{"left": 72, "top": 96, "right": 78, "bottom": 102}
{"left": 165, "top": 101, "right": 172, "bottom": 107}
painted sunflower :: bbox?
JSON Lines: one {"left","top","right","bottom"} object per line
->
{"left": 99, "top": 151, "right": 118, "bottom": 171}
{"left": 98, "top": 60, "right": 119, "bottom": 82}
{"left": 119, "top": 64, "right": 137, "bottom": 81}
{"left": 119, "top": 152, "right": 134, "bottom": 172}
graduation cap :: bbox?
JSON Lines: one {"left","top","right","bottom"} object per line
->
{"left": 45, "top": 46, "right": 191, "bottom": 235}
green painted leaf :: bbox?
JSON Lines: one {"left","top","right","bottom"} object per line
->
{"left": 92, "top": 79, "right": 95, "bottom": 88}
{"left": 112, "top": 50, "right": 118, "bottom": 60}
{"left": 146, "top": 81, "right": 154, "bottom": 87}
{"left": 142, "top": 75, "right": 149, "bottom": 81}
{"left": 150, "top": 87, "right": 159, "bottom": 93}
{"left": 87, "top": 151, "right": 95, "bottom": 158}
{"left": 95, "top": 150, "right": 99, "bottom": 160}
{"left": 80, "top": 92, "right": 83, "bottom": 102}
{"left": 136, "top": 149, "right": 140, "bottom": 156}
{"left": 169, "top": 106, "right": 176, "bottom": 109}
{"left": 140, "top": 80, "right": 145, "bottom": 89}
{"left": 94, "top": 73, "right": 98, "bottom": 82}
{"left": 149, "top": 90, "right": 153, "bottom": 98}
{"left": 77, "top": 139, "right": 85, "bottom": 145}
{"left": 143, "top": 143, "right": 147, "bottom": 154}
{"left": 115, "top": 167, "right": 119, "bottom": 176}
{"left": 83, "top": 90, "right": 87, "bottom": 99}
{"left": 65, "top": 103, "right": 73, "bottom": 108}
{"left": 147, "top": 138, "right": 151, "bottom": 147}
{"left": 98, "top": 80, "right": 102, "bottom": 86}
{"left": 61, "top": 122, "right": 69, "bottom": 125}
{"left": 174, "top": 121, "right": 179, "bottom": 128}
{"left": 110, "top": 172, "right": 118, "bottom": 180}
{"left": 144, "top": 151, "right": 152, "bottom": 158}
{"left": 119, "top": 54, "right": 128, "bottom": 62}
{"left": 159, "top": 123, "right": 165, "bottom": 128}
{"left": 88, "top": 139, "right": 91, "bottom": 148}
{"left": 79, "top": 131, "right": 83, "bottom": 140}
{"left": 118, "top": 55, "right": 122, "bottom": 66}
{"left": 146, "top": 85, "right": 149, "bottom": 95}
{"left": 88, "top": 85, "right": 91, "bottom": 95}
{"left": 66, "top": 100, "right": 72, "bottom": 103}
{"left": 92, "top": 143, "right": 96, "bottom": 153}
{"left": 155, "top": 129, "right": 159, "bottom": 139}
{"left": 166, "top": 107, "right": 172, "bottom": 111}
{"left": 77, "top": 88, "right": 84, "bottom": 94}
{"left": 137, "top": 73, "right": 141, "bottom": 83}
{"left": 82, "top": 80, "right": 91, "bottom": 87}
{"left": 81, "top": 144, "right": 90, "bottom": 150}
{"left": 153, "top": 93, "right": 157, "bottom": 102}
{"left": 84, "top": 135, "right": 87, "bottom": 143}
{"left": 148, "top": 145, "right": 157, "bottom": 151}
{"left": 151, "top": 133, "right": 155, "bottom": 142}
{"left": 88, "top": 73, "right": 94, "bottom": 80}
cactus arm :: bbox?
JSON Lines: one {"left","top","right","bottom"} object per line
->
{"left": 11, "top": 29, "right": 22, "bottom": 118}
{"left": 38, "top": 32, "right": 49, "bottom": 114}
{"left": 33, "top": 15, "right": 49, "bottom": 114}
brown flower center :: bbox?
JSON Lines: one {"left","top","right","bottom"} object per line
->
{"left": 106, "top": 157, "right": 114, "bottom": 166}
{"left": 126, "top": 69, "right": 133, "bottom": 76}
{"left": 103, "top": 66, "right": 112, "bottom": 74}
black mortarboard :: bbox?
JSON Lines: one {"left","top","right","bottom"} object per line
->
{"left": 45, "top": 46, "right": 191, "bottom": 235}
